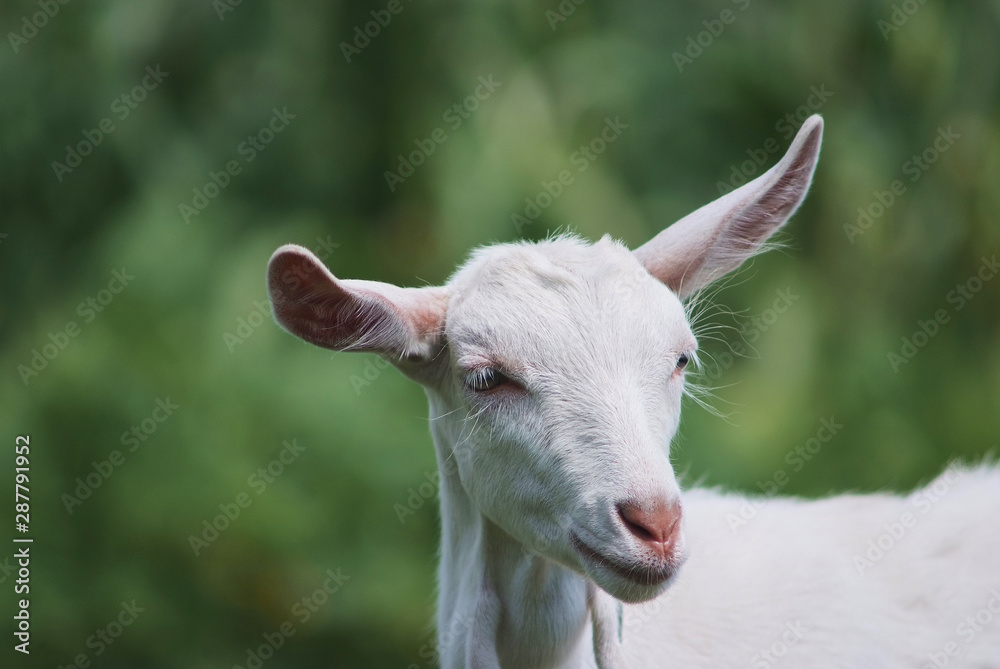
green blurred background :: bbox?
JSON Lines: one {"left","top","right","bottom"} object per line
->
{"left": 1, "top": 0, "right": 998, "bottom": 666}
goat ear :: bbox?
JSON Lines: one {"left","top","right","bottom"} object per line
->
{"left": 633, "top": 115, "right": 823, "bottom": 300}
{"left": 267, "top": 244, "right": 448, "bottom": 363}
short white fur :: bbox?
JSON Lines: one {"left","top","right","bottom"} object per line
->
{"left": 267, "top": 115, "right": 1000, "bottom": 668}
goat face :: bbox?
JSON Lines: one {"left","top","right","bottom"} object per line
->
{"left": 435, "top": 236, "right": 694, "bottom": 603}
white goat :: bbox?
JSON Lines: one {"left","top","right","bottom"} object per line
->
{"left": 267, "top": 116, "right": 1000, "bottom": 668}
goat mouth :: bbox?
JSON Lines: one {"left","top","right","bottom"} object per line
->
{"left": 570, "top": 532, "right": 675, "bottom": 587}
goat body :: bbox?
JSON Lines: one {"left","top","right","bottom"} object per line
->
{"left": 267, "top": 116, "right": 1000, "bottom": 668}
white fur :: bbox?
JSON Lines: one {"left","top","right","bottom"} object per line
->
{"left": 267, "top": 116, "right": 1000, "bottom": 668}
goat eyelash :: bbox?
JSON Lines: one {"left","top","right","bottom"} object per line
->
{"left": 464, "top": 367, "right": 513, "bottom": 393}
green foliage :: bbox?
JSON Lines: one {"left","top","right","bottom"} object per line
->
{"left": 1, "top": 0, "right": 998, "bottom": 665}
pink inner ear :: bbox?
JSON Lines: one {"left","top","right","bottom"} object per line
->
{"left": 726, "top": 124, "right": 822, "bottom": 249}
{"left": 268, "top": 248, "right": 401, "bottom": 350}
{"left": 267, "top": 245, "right": 448, "bottom": 359}
{"left": 633, "top": 116, "right": 822, "bottom": 299}
{"left": 267, "top": 248, "right": 373, "bottom": 351}
{"left": 290, "top": 287, "right": 379, "bottom": 351}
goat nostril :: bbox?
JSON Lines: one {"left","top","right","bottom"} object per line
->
{"left": 620, "top": 511, "right": 655, "bottom": 542}
{"left": 618, "top": 501, "right": 681, "bottom": 549}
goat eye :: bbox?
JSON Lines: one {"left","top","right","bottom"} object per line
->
{"left": 465, "top": 368, "right": 510, "bottom": 392}
{"left": 675, "top": 354, "right": 690, "bottom": 371}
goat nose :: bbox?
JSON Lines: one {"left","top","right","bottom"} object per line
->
{"left": 617, "top": 500, "right": 682, "bottom": 558}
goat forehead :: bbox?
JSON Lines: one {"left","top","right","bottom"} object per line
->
{"left": 446, "top": 237, "right": 691, "bottom": 366}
